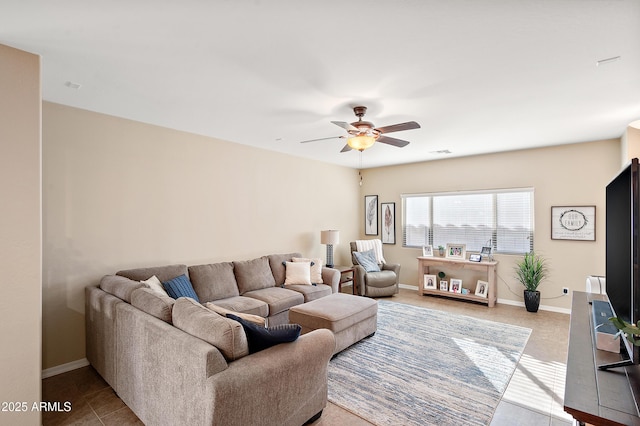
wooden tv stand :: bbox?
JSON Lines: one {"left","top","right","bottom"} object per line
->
{"left": 417, "top": 256, "right": 498, "bottom": 307}
{"left": 564, "top": 291, "right": 640, "bottom": 425}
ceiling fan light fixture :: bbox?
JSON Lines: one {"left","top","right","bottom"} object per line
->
{"left": 347, "top": 135, "right": 376, "bottom": 151}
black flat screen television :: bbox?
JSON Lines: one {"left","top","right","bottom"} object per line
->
{"left": 602, "top": 157, "right": 640, "bottom": 369}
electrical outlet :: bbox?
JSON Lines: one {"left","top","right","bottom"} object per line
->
{"left": 562, "top": 287, "right": 569, "bottom": 295}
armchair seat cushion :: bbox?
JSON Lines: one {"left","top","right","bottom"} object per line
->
{"left": 364, "top": 270, "right": 397, "bottom": 288}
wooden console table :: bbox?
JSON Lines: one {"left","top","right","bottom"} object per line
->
{"left": 564, "top": 291, "right": 640, "bottom": 425}
{"left": 417, "top": 256, "right": 498, "bottom": 307}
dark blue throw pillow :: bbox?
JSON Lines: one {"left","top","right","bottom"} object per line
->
{"left": 162, "top": 274, "right": 200, "bottom": 302}
{"left": 227, "top": 314, "right": 301, "bottom": 353}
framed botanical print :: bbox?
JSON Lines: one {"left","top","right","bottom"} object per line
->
{"left": 365, "top": 195, "right": 378, "bottom": 235}
{"left": 381, "top": 202, "right": 395, "bottom": 244}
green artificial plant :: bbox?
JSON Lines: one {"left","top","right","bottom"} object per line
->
{"left": 514, "top": 252, "right": 548, "bottom": 292}
{"left": 610, "top": 317, "right": 640, "bottom": 346}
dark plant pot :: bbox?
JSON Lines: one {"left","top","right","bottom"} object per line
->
{"left": 524, "top": 290, "right": 540, "bottom": 312}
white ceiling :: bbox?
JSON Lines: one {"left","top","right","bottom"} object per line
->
{"left": 2, "top": 0, "right": 640, "bottom": 169}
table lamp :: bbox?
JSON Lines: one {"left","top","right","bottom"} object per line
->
{"left": 321, "top": 230, "right": 339, "bottom": 268}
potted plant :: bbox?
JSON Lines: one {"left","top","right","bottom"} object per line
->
{"left": 514, "top": 252, "right": 548, "bottom": 312}
{"left": 437, "top": 245, "right": 445, "bottom": 256}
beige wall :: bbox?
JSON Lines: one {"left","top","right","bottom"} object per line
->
{"left": 622, "top": 126, "right": 640, "bottom": 164}
{"left": 42, "top": 102, "right": 360, "bottom": 369}
{"left": 359, "top": 139, "right": 620, "bottom": 311}
{"left": 0, "top": 45, "right": 42, "bottom": 424}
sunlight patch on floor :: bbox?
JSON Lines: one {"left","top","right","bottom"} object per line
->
{"left": 453, "top": 337, "right": 520, "bottom": 392}
{"left": 502, "top": 353, "right": 573, "bottom": 421}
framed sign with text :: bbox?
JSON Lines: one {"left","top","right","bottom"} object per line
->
{"left": 551, "top": 205, "right": 595, "bottom": 241}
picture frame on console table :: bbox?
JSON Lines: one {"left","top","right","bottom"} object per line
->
{"left": 439, "top": 280, "right": 448, "bottom": 291}
{"left": 551, "top": 205, "right": 596, "bottom": 241}
{"left": 450, "top": 278, "right": 462, "bottom": 294}
{"left": 364, "top": 195, "right": 378, "bottom": 235}
{"left": 424, "top": 274, "right": 437, "bottom": 290}
{"left": 475, "top": 280, "right": 489, "bottom": 298}
{"left": 422, "top": 245, "right": 433, "bottom": 257}
{"left": 446, "top": 243, "right": 466, "bottom": 260}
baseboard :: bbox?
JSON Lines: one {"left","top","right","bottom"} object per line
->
{"left": 42, "top": 358, "right": 89, "bottom": 379}
{"left": 497, "top": 298, "right": 571, "bottom": 315}
{"left": 399, "top": 283, "right": 418, "bottom": 291}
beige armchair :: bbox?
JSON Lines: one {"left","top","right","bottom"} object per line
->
{"left": 350, "top": 241, "right": 400, "bottom": 297}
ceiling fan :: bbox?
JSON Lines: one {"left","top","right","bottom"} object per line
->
{"left": 301, "top": 106, "right": 420, "bottom": 152}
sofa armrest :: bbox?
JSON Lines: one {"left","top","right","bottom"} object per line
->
{"left": 353, "top": 265, "right": 367, "bottom": 296}
{"left": 207, "top": 328, "right": 336, "bottom": 426}
{"left": 114, "top": 302, "right": 229, "bottom": 425}
{"left": 382, "top": 262, "right": 401, "bottom": 286}
{"left": 322, "top": 267, "right": 340, "bottom": 293}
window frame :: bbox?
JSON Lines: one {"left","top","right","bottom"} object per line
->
{"left": 401, "top": 187, "right": 534, "bottom": 255}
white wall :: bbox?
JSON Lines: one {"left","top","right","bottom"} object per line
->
{"left": 359, "top": 139, "right": 620, "bottom": 311}
{"left": 0, "top": 44, "right": 42, "bottom": 424}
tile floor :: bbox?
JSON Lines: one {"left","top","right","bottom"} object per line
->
{"left": 41, "top": 287, "right": 572, "bottom": 425}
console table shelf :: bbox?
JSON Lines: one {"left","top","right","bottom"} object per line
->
{"left": 417, "top": 256, "right": 498, "bottom": 307}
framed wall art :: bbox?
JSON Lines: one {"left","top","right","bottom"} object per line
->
{"left": 381, "top": 202, "right": 396, "bottom": 244}
{"left": 551, "top": 205, "right": 596, "bottom": 241}
{"left": 364, "top": 195, "right": 378, "bottom": 235}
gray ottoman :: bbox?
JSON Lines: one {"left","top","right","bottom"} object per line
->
{"left": 289, "top": 293, "right": 378, "bottom": 355}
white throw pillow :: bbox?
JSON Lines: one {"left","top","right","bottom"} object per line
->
{"left": 284, "top": 261, "right": 312, "bottom": 285}
{"left": 140, "top": 275, "right": 169, "bottom": 297}
{"left": 292, "top": 257, "right": 323, "bottom": 284}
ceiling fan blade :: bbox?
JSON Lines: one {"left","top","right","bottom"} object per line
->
{"left": 375, "top": 121, "right": 420, "bottom": 134}
{"left": 340, "top": 144, "right": 353, "bottom": 153}
{"left": 331, "top": 121, "right": 359, "bottom": 132}
{"left": 377, "top": 135, "right": 410, "bottom": 148}
{"left": 300, "top": 136, "right": 344, "bottom": 143}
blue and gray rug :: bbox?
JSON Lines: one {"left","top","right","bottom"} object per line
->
{"left": 328, "top": 300, "right": 531, "bottom": 426}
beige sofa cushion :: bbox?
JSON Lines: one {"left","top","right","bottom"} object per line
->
{"left": 117, "top": 264, "right": 188, "bottom": 283}
{"left": 233, "top": 257, "right": 276, "bottom": 294}
{"left": 188, "top": 262, "right": 239, "bottom": 302}
{"left": 131, "top": 288, "right": 175, "bottom": 323}
{"left": 100, "top": 275, "right": 145, "bottom": 303}
{"left": 204, "top": 302, "right": 266, "bottom": 327}
{"left": 172, "top": 298, "right": 249, "bottom": 361}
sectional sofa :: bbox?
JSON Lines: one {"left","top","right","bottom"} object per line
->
{"left": 85, "top": 253, "right": 340, "bottom": 426}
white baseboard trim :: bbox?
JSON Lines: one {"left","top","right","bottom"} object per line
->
{"left": 497, "top": 298, "right": 571, "bottom": 315}
{"left": 399, "top": 283, "right": 418, "bottom": 291}
{"left": 42, "top": 358, "right": 89, "bottom": 379}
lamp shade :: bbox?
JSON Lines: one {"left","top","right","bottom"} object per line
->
{"left": 347, "top": 135, "right": 376, "bottom": 151}
{"left": 321, "top": 230, "right": 339, "bottom": 245}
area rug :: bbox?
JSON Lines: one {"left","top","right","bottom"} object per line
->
{"left": 327, "top": 300, "right": 531, "bottom": 426}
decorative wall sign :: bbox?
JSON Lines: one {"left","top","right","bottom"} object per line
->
{"left": 551, "top": 205, "right": 596, "bottom": 241}
{"left": 381, "top": 202, "right": 395, "bottom": 244}
{"left": 365, "top": 195, "right": 378, "bottom": 235}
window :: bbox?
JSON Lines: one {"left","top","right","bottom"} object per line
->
{"left": 402, "top": 188, "right": 534, "bottom": 254}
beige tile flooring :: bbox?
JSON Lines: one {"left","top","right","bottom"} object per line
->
{"left": 42, "top": 288, "right": 572, "bottom": 425}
